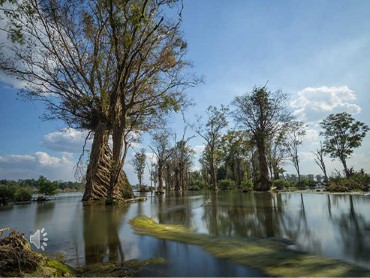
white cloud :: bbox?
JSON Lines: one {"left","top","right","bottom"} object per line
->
{"left": 192, "top": 144, "right": 205, "bottom": 155}
{"left": 42, "top": 128, "right": 91, "bottom": 153}
{"left": 0, "top": 152, "right": 76, "bottom": 181}
{"left": 303, "top": 126, "right": 320, "bottom": 142}
{"left": 291, "top": 86, "right": 361, "bottom": 122}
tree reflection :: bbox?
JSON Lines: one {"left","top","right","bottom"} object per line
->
{"left": 82, "top": 204, "right": 127, "bottom": 265}
{"left": 157, "top": 191, "right": 192, "bottom": 227}
{"left": 328, "top": 195, "right": 370, "bottom": 263}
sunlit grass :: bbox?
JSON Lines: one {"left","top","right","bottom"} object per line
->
{"left": 130, "top": 216, "right": 370, "bottom": 277}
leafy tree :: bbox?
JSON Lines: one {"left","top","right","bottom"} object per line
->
{"left": 132, "top": 149, "right": 146, "bottom": 187}
{"left": 149, "top": 129, "right": 172, "bottom": 193}
{"left": 196, "top": 105, "right": 229, "bottom": 191}
{"left": 37, "top": 176, "right": 58, "bottom": 196}
{"left": 14, "top": 188, "right": 32, "bottom": 202}
{"left": 0, "top": 183, "right": 16, "bottom": 204}
{"left": 232, "top": 86, "right": 292, "bottom": 190}
{"left": 313, "top": 141, "right": 328, "bottom": 182}
{"left": 284, "top": 121, "right": 306, "bottom": 182}
{"left": 167, "top": 131, "right": 194, "bottom": 191}
{"left": 0, "top": 0, "right": 198, "bottom": 203}
{"left": 320, "top": 112, "right": 369, "bottom": 177}
{"left": 219, "top": 130, "right": 252, "bottom": 187}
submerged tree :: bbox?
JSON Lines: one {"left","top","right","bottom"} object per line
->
{"left": 196, "top": 105, "right": 229, "bottom": 191}
{"left": 313, "top": 141, "right": 328, "bottom": 183}
{"left": 149, "top": 129, "right": 172, "bottom": 193}
{"left": 284, "top": 121, "right": 306, "bottom": 182}
{"left": 0, "top": 0, "right": 198, "bottom": 202}
{"left": 232, "top": 86, "right": 292, "bottom": 191}
{"left": 320, "top": 112, "right": 369, "bottom": 177}
{"left": 132, "top": 149, "right": 146, "bottom": 187}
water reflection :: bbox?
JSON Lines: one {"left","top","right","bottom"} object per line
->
{"left": 157, "top": 191, "right": 193, "bottom": 227}
{"left": 328, "top": 195, "right": 370, "bottom": 265}
{"left": 35, "top": 202, "right": 55, "bottom": 227}
{"left": 83, "top": 204, "right": 127, "bottom": 265}
{"left": 1, "top": 191, "right": 370, "bottom": 273}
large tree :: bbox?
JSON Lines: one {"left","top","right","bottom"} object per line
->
{"left": 313, "top": 141, "right": 328, "bottom": 182}
{"left": 196, "top": 105, "right": 229, "bottom": 191}
{"left": 284, "top": 121, "right": 306, "bottom": 182}
{"left": 232, "top": 86, "right": 292, "bottom": 191}
{"left": 320, "top": 112, "right": 369, "bottom": 177}
{"left": 0, "top": 0, "right": 198, "bottom": 202}
{"left": 132, "top": 149, "right": 146, "bottom": 187}
{"left": 149, "top": 128, "right": 172, "bottom": 193}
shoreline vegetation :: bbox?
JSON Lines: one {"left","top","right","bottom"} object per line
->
{"left": 0, "top": 230, "right": 165, "bottom": 277}
{"left": 0, "top": 176, "right": 84, "bottom": 205}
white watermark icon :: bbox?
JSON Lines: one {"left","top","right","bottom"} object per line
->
{"left": 30, "top": 228, "right": 48, "bottom": 251}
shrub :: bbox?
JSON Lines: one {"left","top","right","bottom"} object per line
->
{"left": 296, "top": 178, "right": 316, "bottom": 189}
{"left": 219, "top": 179, "right": 236, "bottom": 191}
{"left": 272, "top": 179, "right": 295, "bottom": 190}
{"left": 326, "top": 172, "right": 370, "bottom": 192}
{"left": 38, "top": 176, "right": 58, "bottom": 196}
{"left": 14, "top": 188, "right": 32, "bottom": 202}
{"left": 0, "top": 184, "right": 17, "bottom": 203}
{"left": 189, "top": 180, "right": 204, "bottom": 191}
{"left": 240, "top": 178, "right": 253, "bottom": 191}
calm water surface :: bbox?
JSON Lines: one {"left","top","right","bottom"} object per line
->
{"left": 0, "top": 191, "right": 369, "bottom": 276}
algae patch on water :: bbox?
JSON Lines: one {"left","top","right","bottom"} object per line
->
{"left": 129, "top": 216, "right": 370, "bottom": 277}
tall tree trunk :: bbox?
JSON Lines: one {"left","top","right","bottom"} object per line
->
{"left": 157, "top": 160, "right": 164, "bottom": 193}
{"left": 83, "top": 122, "right": 110, "bottom": 200}
{"left": 255, "top": 136, "right": 271, "bottom": 191}
{"left": 174, "top": 165, "right": 180, "bottom": 191}
{"left": 340, "top": 156, "right": 350, "bottom": 177}
{"left": 210, "top": 156, "right": 217, "bottom": 191}
{"left": 83, "top": 122, "right": 133, "bottom": 201}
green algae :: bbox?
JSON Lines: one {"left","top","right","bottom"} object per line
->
{"left": 129, "top": 216, "right": 370, "bottom": 277}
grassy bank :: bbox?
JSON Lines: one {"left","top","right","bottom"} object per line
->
{"left": 0, "top": 230, "right": 165, "bottom": 277}
{"left": 129, "top": 216, "right": 370, "bottom": 277}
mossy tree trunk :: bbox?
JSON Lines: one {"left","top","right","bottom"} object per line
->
{"left": 83, "top": 122, "right": 133, "bottom": 201}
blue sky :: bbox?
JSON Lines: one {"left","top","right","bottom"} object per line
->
{"left": 1, "top": 0, "right": 370, "bottom": 183}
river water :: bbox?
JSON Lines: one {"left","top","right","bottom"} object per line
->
{"left": 0, "top": 191, "right": 369, "bottom": 276}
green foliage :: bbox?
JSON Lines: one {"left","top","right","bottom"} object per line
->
{"left": 327, "top": 171, "right": 370, "bottom": 192}
{"left": 37, "top": 176, "right": 58, "bottom": 196}
{"left": 320, "top": 112, "right": 369, "bottom": 176}
{"left": 272, "top": 179, "right": 295, "bottom": 190}
{"left": 296, "top": 178, "right": 317, "bottom": 189}
{"left": 132, "top": 149, "right": 146, "bottom": 186}
{"left": 188, "top": 180, "right": 204, "bottom": 191}
{"left": 240, "top": 173, "right": 254, "bottom": 190}
{"left": 232, "top": 87, "right": 293, "bottom": 191}
{"left": 0, "top": 184, "right": 17, "bottom": 203}
{"left": 14, "top": 188, "right": 32, "bottom": 202}
{"left": 219, "top": 179, "right": 236, "bottom": 191}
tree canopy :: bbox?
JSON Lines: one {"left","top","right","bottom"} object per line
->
{"left": 320, "top": 112, "right": 369, "bottom": 177}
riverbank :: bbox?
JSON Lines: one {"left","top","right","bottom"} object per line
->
{"left": 0, "top": 230, "right": 166, "bottom": 277}
{"left": 129, "top": 216, "right": 370, "bottom": 277}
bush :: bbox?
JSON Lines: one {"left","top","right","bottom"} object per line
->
{"left": 296, "top": 178, "right": 317, "bottom": 189}
{"left": 0, "top": 184, "right": 17, "bottom": 204}
{"left": 219, "top": 179, "right": 236, "bottom": 191}
{"left": 14, "top": 188, "right": 32, "bottom": 202}
{"left": 327, "top": 172, "right": 370, "bottom": 192}
{"left": 272, "top": 179, "right": 295, "bottom": 190}
{"left": 189, "top": 180, "right": 204, "bottom": 191}
{"left": 38, "top": 176, "right": 58, "bottom": 196}
{"left": 240, "top": 178, "right": 253, "bottom": 191}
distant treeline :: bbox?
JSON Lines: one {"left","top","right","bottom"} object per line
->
{"left": 0, "top": 176, "right": 84, "bottom": 204}
{"left": 0, "top": 177, "right": 84, "bottom": 191}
